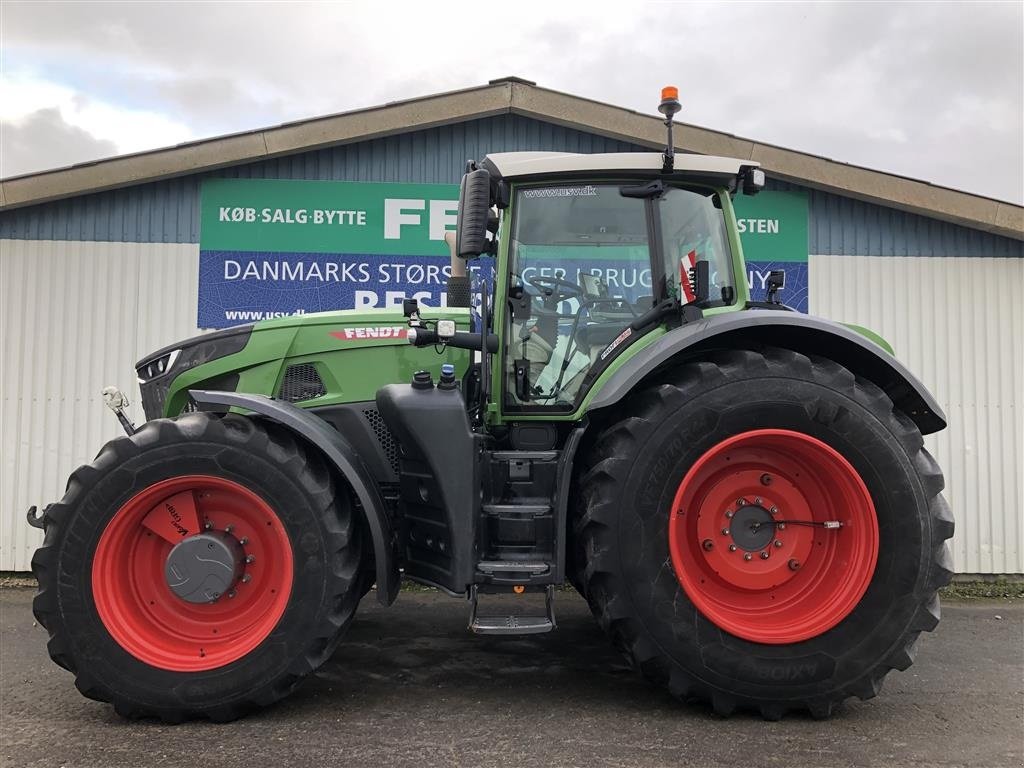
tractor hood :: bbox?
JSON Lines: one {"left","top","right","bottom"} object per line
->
{"left": 135, "top": 307, "right": 473, "bottom": 420}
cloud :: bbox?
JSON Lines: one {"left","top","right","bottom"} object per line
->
{"left": 0, "top": 73, "right": 194, "bottom": 175}
{"left": 1, "top": 1, "right": 1021, "bottom": 202}
{"left": 1, "top": 108, "right": 117, "bottom": 177}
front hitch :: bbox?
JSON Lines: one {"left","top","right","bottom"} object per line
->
{"left": 26, "top": 505, "right": 49, "bottom": 530}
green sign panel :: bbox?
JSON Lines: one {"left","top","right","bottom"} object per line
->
{"left": 733, "top": 190, "right": 809, "bottom": 263}
{"left": 200, "top": 178, "right": 459, "bottom": 255}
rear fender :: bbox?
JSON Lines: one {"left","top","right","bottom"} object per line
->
{"left": 587, "top": 310, "right": 946, "bottom": 435}
{"left": 189, "top": 390, "right": 400, "bottom": 605}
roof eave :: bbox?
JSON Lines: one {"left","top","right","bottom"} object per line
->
{"left": 0, "top": 81, "right": 515, "bottom": 212}
{"left": 1, "top": 78, "right": 1020, "bottom": 240}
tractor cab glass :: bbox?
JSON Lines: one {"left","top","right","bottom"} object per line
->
{"left": 504, "top": 182, "right": 734, "bottom": 410}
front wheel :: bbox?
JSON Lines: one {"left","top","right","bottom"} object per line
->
{"left": 32, "top": 413, "right": 364, "bottom": 722}
{"left": 573, "top": 348, "right": 954, "bottom": 719}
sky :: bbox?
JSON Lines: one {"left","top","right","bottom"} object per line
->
{"left": 1, "top": 1, "right": 1022, "bottom": 204}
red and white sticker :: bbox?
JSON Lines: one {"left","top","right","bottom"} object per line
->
{"left": 680, "top": 249, "right": 698, "bottom": 303}
{"left": 330, "top": 326, "right": 408, "bottom": 341}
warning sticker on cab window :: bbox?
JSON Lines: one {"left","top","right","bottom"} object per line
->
{"left": 330, "top": 327, "right": 408, "bottom": 341}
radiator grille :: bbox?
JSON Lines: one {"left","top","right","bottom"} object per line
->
{"left": 363, "top": 408, "right": 399, "bottom": 475}
{"left": 279, "top": 363, "right": 326, "bottom": 402}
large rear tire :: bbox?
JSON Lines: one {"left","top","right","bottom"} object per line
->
{"left": 31, "top": 413, "right": 363, "bottom": 722}
{"left": 573, "top": 347, "right": 954, "bottom": 719}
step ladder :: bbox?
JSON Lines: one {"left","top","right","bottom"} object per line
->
{"left": 468, "top": 584, "right": 556, "bottom": 635}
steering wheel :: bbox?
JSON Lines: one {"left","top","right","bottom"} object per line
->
{"left": 525, "top": 274, "right": 583, "bottom": 310}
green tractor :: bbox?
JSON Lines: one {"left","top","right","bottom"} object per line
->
{"left": 28, "top": 89, "right": 953, "bottom": 722}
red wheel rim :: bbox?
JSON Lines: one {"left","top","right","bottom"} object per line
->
{"left": 668, "top": 429, "right": 878, "bottom": 644}
{"left": 92, "top": 475, "right": 293, "bottom": 671}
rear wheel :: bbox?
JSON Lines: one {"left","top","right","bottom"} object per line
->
{"left": 573, "top": 348, "right": 954, "bottom": 718}
{"left": 32, "top": 413, "right": 363, "bottom": 722}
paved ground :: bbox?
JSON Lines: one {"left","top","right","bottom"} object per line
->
{"left": 1, "top": 587, "right": 1021, "bottom": 768}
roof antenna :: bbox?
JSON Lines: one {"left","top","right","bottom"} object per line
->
{"left": 658, "top": 86, "right": 681, "bottom": 173}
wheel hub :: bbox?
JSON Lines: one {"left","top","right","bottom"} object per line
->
{"left": 729, "top": 505, "right": 776, "bottom": 551}
{"left": 165, "top": 531, "right": 244, "bottom": 603}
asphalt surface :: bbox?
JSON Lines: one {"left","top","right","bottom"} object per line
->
{"left": 1, "top": 587, "right": 1021, "bottom": 768}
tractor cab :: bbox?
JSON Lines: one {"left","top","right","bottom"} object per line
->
{"left": 476, "top": 151, "right": 763, "bottom": 411}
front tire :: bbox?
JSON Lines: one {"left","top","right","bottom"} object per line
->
{"left": 573, "top": 348, "right": 954, "bottom": 718}
{"left": 32, "top": 413, "right": 363, "bottom": 722}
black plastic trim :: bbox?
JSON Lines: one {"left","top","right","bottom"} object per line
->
{"left": 188, "top": 390, "right": 400, "bottom": 605}
{"left": 587, "top": 310, "right": 947, "bottom": 435}
{"left": 554, "top": 424, "right": 587, "bottom": 582}
{"left": 308, "top": 402, "right": 399, "bottom": 483}
{"left": 136, "top": 324, "right": 253, "bottom": 370}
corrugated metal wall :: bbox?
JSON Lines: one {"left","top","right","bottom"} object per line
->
{"left": 0, "top": 239, "right": 201, "bottom": 571}
{"left": 810, "top": 254, "right": 1024, "bottom": 573}
{"left": 2, "top": 115, "right": 1021, "bottom": 259}
{"left": 3, "top": 241, "right": 1020, "bottom": 573}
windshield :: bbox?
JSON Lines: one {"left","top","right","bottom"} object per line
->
{"left": 504, "top": 182, "right": 733, "bottom": 410}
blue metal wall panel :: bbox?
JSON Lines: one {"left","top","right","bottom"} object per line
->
{"left": 2, "top": 114, "right": 1021, "bottom": 258}
{"left": 768, "top": 179, "right": 1022, "bottom": 257}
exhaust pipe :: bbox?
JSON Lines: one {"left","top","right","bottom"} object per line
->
{"left": 445, "top": 230, "right": 471, "bottom": 308}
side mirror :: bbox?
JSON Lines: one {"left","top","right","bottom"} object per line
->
{"left": 766, "top": 269, "right": 786, "bottom": 304}
{"left": 456, "top": 168, "right": 492, "bottom": 258}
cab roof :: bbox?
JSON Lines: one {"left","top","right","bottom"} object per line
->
{"left": 482, "top": 151, "right": 757, "bottom": 185}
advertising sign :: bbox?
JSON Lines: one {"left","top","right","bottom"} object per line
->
{"left": 198, "top": 179, "right": 461, "bottom": 328}
{"left": 198, "top": 180, "right": 809, "bottom": 328}
{"left": 734, "top": 190, "right": 809, "bottom": 311}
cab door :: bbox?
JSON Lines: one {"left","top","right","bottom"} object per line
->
{"left": 499, "top": 182, "right": 658, "bottom": 413}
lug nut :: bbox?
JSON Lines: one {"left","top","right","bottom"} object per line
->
{"left": 736, "top": 498, "right": 746, "bottom": 507}
{"left": 728, "top": 544, "right": 737, "bottom": 552}
{"left": 203, "top": 521, "right": 213, "bottom": 530}
{"left": 760, "top": 473, "right": 773, "bottom": 486}
{"left": 725, "top": 510, "right": 734, "bottom": 519}
{"left": 774, "top": 540, "right": 783, "bottom": 548}
{"left": 224, "top": 524, "right": 234, "bottom": 534}
{"left": 702, "top": 539, "right": 714, "bottom": 551}
{"left": 244, "top": 554, "right": 255, "bottom": 564}
{"left": 239, "top": 537, "right": 248, "bottom": 546}
{"left": 788, "top": 559, "right": 801, "bottom": 571}
{"left": 241, "top": 573, "right": 252, "bottom": 583}
{"left": 721, "top": 528, "right": 730, "bottom": 536}
{"left": 754, "top": 497, "right": 763, "bottom": 505}
{"left": 760, "top": 551, "right": 770, "bottom": 560}
{"left": 743, "top": 553, "right": 752, "bottom": 561}
{"left": 227, "top": 590, "right": 236, "bottom": 599}
{"left": 770, "top": 506, "right": 778, "bottom": 515}
{"left": 778, "top": 523, "right": 786, "bottom": 531}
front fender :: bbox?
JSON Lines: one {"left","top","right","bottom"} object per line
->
{"left": 587, "top": 310, "right": 946, "bottom": 435}
{"left": 189, "top": 389, "right": 400, "bottom": 605}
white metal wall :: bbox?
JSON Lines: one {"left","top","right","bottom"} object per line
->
{"left": 810, "top": 254, "right": 1024, "bottom": 574}
{"left": 1, "top": 242, "right": 1021, "bottom": 573}
{"left": 0, "top": 239, "right": 201, "bottom": 571}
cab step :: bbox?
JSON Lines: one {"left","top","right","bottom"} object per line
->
{"left": 476, "top": 560, "right": 550, "bottom": 576}
{"left": 468, "top": 584, "right": 556, "bottom": 635}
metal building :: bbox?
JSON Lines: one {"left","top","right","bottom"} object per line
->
{"left": 2, "top": 78, "right": 1022, "bottom": 574}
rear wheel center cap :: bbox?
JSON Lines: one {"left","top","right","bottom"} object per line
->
{"left": 730, "top": 505, "right": 775, "bottom": 551}
{"left": 164, "top": 531, "right": 244, "bottom": 603}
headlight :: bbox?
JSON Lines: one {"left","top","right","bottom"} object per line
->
{"left": 135, "top": 325, "right": 253, "bottom": 419}
{"left": 137, "top": 349, "right": 181, "bottom": 383}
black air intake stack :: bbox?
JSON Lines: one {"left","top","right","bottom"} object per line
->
{"left": 445, "top": 230, "right": 472, "bottom": 308}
